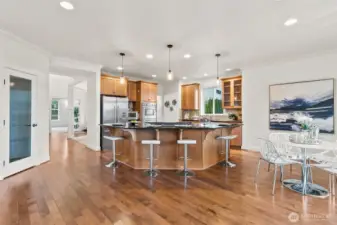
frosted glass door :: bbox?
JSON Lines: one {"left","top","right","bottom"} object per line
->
{"left": 9, "top": 75, "right": 32, "bottom": 163}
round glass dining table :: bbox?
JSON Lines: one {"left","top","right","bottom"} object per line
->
{"left": 283, "top": 140, "right": 337, "bottom": 198}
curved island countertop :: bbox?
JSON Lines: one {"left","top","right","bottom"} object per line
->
{"left": 100, "top": 122, "right": 242, "bottom": 170}
{"left": 100, "top": 121, "right": 242, "bottom": 130}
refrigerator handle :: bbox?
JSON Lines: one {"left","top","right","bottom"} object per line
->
{"left": 116, "top": 105, "right": 119, "bottom": 123}
{"left": 114, "top": 105, "right": 116, "bottom": 123}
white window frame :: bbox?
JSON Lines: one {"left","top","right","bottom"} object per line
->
{"left": 51, "top": 99, "right": 60, "bottom": 121}
{"left": 202, "top": 87, "right": 224, "bottom": 115}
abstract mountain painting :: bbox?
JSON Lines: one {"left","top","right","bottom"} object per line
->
{"left": 269, "top": 79, "right": 334, "bottom": 134}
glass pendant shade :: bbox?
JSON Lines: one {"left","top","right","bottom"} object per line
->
{"left": 167, "top": 70, "right": 173, "bottom": 80}
{"left": 216, "top": 77, "right": 220, "bottom": 86}
{"left": 120, "top": 76, "right": 125, "bottom": 84}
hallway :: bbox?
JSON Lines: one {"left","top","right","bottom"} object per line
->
{"left": 0, "top": 133, "right": 335, "bottom": 225}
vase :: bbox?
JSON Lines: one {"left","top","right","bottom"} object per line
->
{"left": 299, "top": 130, "right": 310, "bottom": 143}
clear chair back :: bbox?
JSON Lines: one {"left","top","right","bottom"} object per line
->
{"left": 258, "top": 138, "right": 281, "bottom": 163}
{"left": 269, "top": 132, "right": 292, "bottom": 154}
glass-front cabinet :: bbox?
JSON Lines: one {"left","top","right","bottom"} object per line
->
{"left": 221, "top": 76, "right": 242, "bottom": 109}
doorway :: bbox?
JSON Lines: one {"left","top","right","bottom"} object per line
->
{"left": 1, "top": 69, "right": 37, "bottom": 179}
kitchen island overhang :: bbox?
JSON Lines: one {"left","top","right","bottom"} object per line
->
{"left": 100, "top": 123, "right": 242, "bottom": 170}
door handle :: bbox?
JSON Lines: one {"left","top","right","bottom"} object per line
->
{"left": 24, "top": 124, "right": 37, "bottom": 127}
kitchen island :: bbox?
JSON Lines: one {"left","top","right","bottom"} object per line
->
{"left": 100, "top": 122, "right": 242, "bottom": 170}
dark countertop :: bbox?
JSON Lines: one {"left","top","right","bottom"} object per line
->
{"left": 181, "top": 119, "right": 242, "bottom": 123}
{"left": 100, "top": 122, "right": 242, "bottom": 130}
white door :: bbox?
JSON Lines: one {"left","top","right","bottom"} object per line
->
{"left": 1, "top": 69, "right": 37, "bottom": 179}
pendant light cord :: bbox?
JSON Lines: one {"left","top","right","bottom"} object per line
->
{"left": 169, "top": 47, "right": 171, "bottom": 72}
{"left": 217, "top": 55, "right": 219, "bottom": 80}
{"left": 121, "top": 54, "right": 124, "bottom": 76}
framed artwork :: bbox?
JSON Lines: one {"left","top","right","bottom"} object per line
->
{"left": 269, "top": 79, "right": 334, "bottom": 134}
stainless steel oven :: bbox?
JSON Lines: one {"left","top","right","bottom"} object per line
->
{"left": 142, "top": 102, "right": 157, "bottom": 123}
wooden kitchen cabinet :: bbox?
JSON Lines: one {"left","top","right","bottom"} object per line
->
{"left": 149, "top": 83, "right": 157, "bottom": 101}
{"left": 230, "top": 125, "right": 242, "bottom": 148}
{"left": 100, "top": 74, "right": 128, "bottom": 96}
{"left": 136, "top": 81, "right": 158, "bottom": 102}
{"left": 128, "top": 81, "right": 137, "bottom": 101}
{"left": 181, "top": 83, "right": 200, "bottom": 110}
{"left": 221, "top": 76, "right": 242, "bottom": 109}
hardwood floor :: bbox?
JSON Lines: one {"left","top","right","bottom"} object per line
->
{"left": 0, "top": 133, "right": 336, "bottom": 225}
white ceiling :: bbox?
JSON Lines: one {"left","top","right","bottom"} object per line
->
{"left": 1, "top": 0, "right": 337, "bottom": 80}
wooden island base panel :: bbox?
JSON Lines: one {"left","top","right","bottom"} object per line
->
{"left": 101, "top": 123, "right": 241, "bottom": 170}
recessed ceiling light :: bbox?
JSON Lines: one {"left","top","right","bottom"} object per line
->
{"left": 60, "top": 1, "right": 74, "bottom": 10}
{"left": 184, "top": 54, "right": 191, "bottom": 59}
{"left": 182, "top": 76, "right": 187, "bottom": 80}
{"left": 204, "top": 73, "right": 208, "bottom": 76}
{"left": 152, "top": 74, "right": 157, "bottom": 78}
{"left": 226, "top": 68, "right": 232, "bottom": 71}
{"left": 146, "top": 54, "right": 153, "bottom": 59}
{"left": 116, "top": 66, "right": 123, "bottom": 71}
{"left": 284, "top": 18, "right": 298, "bottom": 26}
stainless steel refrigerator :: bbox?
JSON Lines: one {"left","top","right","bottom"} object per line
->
{"left": 100, "top": 96, "right": 128, "bottom": 150}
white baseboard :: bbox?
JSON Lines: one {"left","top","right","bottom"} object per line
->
{"left": 35, "top": 155, "right": 50, "bottom": 166}
{"left": 85, "top": 143, "right": 101, "bottom": 151}
{"left": 241, "top": 144, "right": 260, "bottom": 152}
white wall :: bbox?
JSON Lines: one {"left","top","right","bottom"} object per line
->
{"left": 242, "top": 50, "right": 337, "bottom": 151}
{"left": 85, "top": 71, "right": 101, "bottom": 150}
{"left": 162, "top": 81, "right": 181, "bottom": 122}
{"left": 0, "top": 30, "right": 50, "bottom": 178}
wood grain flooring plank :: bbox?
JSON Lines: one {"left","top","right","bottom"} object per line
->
{"left": 0, "top": 133, "right": 335, "bottom": 225}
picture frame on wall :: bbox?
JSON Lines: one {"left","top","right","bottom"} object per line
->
{"left": 269, "top": 78, "right": 334, "bottom": 134}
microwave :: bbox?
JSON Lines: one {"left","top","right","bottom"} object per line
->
{"left": 128, "top": 111, "right": 139, "bottom": 120}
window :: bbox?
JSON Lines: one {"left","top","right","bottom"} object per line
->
{"left": 74, "top": 100, "right": 80, "bottom": 129}
{"left": 51, "top": 99, "right": 59, "bottom": 120}
{"left": 203, "top": 87, "right": 223, "bottom": 114}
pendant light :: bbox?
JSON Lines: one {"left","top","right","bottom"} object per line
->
{"left": 215, "top": 53, "right": 221, "bottom": 86}
{"left": 167, "top": 44, "right": 173, "bottom": 80}
{"left": 119, "top": 52, "right": 126, "bottom": 84}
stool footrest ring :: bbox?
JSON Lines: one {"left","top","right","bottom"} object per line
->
{"left": 144, "top": 170, "right": 159, "bottom": 177}
{"left": 219, "top": 161, "right": 236, "bottom": 168}
{"left": 177, "top": 170, "right": 195, "bottom": 177}
{"left": 106, "top": 161, "right": 118, "bottom": 168}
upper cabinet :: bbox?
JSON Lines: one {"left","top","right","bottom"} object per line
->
{"left": 181, "top": 83, "right": 200, "bottom": 110}
{"left": 128, "top": 81, "right": 137, "bottom": 101}
{"left": 221, "top": 76, "right": 242, "bottom": 109}
{"left": 136, "top": 81, "right": 158, "bottom": 102}
{"left": 100, "top": 74, "right": 128, "bottom": 96}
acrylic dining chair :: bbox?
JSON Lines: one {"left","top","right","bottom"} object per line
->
{"left": 255, "top": 138, "right": 301, "bottom": 195}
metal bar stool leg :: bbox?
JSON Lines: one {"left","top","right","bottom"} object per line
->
{"left": 144, "top": 144, "right": 158, "bottom": 177}
{"left": 219, "top": 139, "right": 236, "bottom": 168}
{"left": 177, "top": 143, "right": 195, "bottom": 177}
{"left": 106, "top": 140, "right": 118, "bottom": 168}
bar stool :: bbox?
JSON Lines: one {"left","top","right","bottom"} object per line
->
{"left": 142, "top": 140, "right": 161, "bottom": 177}
{"left": 177, "top": 139, "right": 196, "bottom": 176}
{"left": 216, "top": 135, "right": 237, "bottom": 168}
{"left": 104, "top": 136, "right": 124, "bottom": 168}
